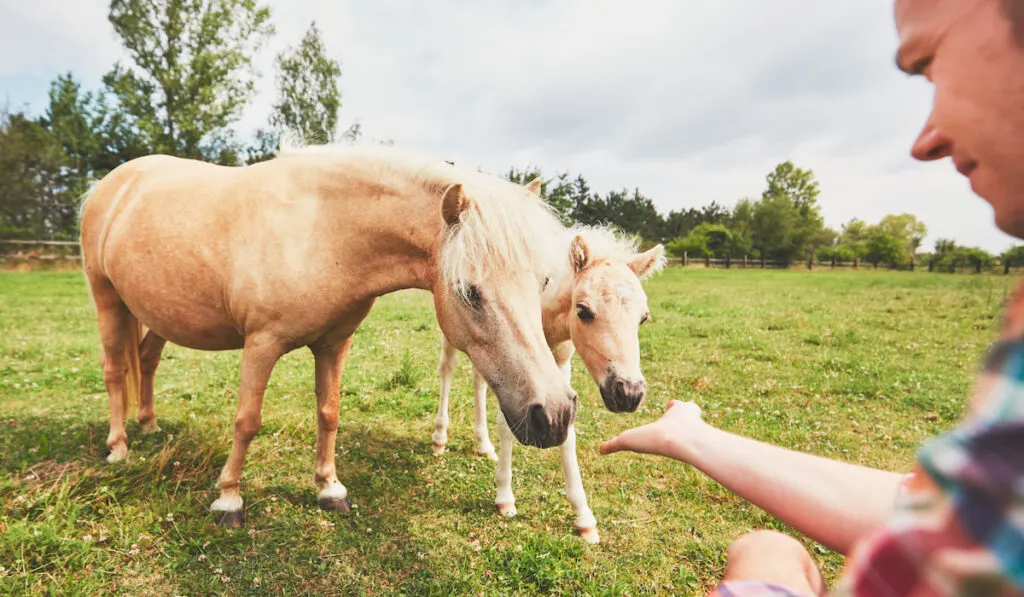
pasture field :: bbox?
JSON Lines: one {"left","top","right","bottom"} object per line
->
{"left": 0, "top": 267, "right": 1015, "bottom": 596}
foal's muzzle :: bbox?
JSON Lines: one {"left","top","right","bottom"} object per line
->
{"left": 600, "top": 372, "right": 646, "bottom": 412}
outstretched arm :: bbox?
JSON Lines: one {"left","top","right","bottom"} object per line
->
{"left": 600, "top": 400, "right": 905, "bottom": 555}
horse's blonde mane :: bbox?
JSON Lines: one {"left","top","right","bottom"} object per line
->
{"left": 276, "top": 142, "right": 566, "bottom": 292}
{"left": 550, "top": 224, "right": 667, "bottom": 284}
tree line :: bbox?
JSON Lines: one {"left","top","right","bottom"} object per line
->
{"left": 0, "top": 0, "right": 1017, "bottom": 269}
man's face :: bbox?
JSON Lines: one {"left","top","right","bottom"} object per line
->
{"left": 895, "top": 0, "right": 1024, "bottom": 238}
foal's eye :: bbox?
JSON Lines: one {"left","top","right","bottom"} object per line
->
{"left": 640, "top": 312, "right": 649, "bottom": 325}
{"left": 576, "top": 304, "right": 594, "bottom": 323}
{"left": 463, "top": 284, "right": 483, "bottom": 310}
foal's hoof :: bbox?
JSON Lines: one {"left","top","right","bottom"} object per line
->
{"left": 105, "top": 444, "right": 128, "bottom": 464}
{"left": 577, "top": 526, "right": 600, "bottom": 544}
{"left": 479, "top": 449, "right": 499, "bottom": 462}
{"left": 431, "top": 443, "right": 447, "bottom": 456}
{"left": 496, "top": 502, "right": 517, "bottom": 518}
{"left": 318, "top": 496, "right": 353, "bottom": 513}
{"left": 213, "top": 509, "right": 246, "bottom": 528}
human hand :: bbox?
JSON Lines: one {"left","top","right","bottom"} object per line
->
{"left": 599, "top": 400, "right": 706, "bottom": 461}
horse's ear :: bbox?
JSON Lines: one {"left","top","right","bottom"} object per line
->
{"left": 570, "top": 235, "right": 590, "bottom": 273}
{"left": 441, "top": 183, "right": 469, "bottom": 227}
{"left": 628, "top": 244, "right": 667, "bottom": 279}
{"left": 524, "top": 177, "right": 542, "bottom": 196}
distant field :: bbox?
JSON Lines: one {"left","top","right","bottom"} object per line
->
{"left": 0, "top": 268, "right": 1014, "bottom": 596}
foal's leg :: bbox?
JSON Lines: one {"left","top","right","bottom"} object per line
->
{"left": 312, "top": 338, "right": 355, "bottom": 512}
{"left": 138, "top": 331, "right": 167, "bottom": 434}
{"left": 495, "top": 410, "right": 517, "bottom": 517}
{"left": 210, "top": 335, "right": 285, "bottom": 527}
{"left": 552, "top": 344, "right": 598, "bottom": 542}
{"left": 432, "top": 336, "right": 457, "bottom": 455}
{"left": 559, "top": 425, "right": 599, "bottom": 543}
{"left": 471, "top": 368, "right": 498, "bottom": 461}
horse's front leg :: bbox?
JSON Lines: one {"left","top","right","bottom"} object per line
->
{"left": 312, "top": 337, "right": 355, "bottom": 512}
{"left": 211, "top": 334, "right": 285, "bottom": 527}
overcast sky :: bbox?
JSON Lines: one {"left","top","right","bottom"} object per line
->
{"left": 1, "top": 1, "right": 1017, "bottom": 253}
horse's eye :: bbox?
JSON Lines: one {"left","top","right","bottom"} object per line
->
{"left": 463, "top": 284, "right": 483, "bottom": 310}
{"left": 640, "top": 312, "right": 649, "bottom": 325}
{"left": 543, "top": 276, "right": 550, "bottom": 290}
{"left": 576, "top": 304, "right": 594, "bottom": 323}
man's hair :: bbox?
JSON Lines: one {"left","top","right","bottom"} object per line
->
{"left": 1002, "top": 0, "right": 1024, "bottom": 45}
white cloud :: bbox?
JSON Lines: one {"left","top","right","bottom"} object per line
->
{"left": 0, "top": 0, "right": 1018, "bottom": 252}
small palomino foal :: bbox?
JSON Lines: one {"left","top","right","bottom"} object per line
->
{"left": 432, "top": 221, "right": 666, "bottom": 543}
{"left": 78, "top": 144, "right": 579, "bottom": 526}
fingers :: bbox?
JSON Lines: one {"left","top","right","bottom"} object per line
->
{"left": 599, "top": 435, "right": 625, "bottom": 455}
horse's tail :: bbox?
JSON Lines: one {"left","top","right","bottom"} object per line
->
{"left": 122, "top": 312, "right": 144, "bottom": 418}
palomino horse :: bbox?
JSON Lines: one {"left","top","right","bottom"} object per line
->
{"left": 432, "top": 224, "right": 666, "bottom": 543}
{"left": 78, "top": 144, "right": 578, "bottom": 526}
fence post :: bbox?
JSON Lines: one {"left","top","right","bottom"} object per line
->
{"left": 744, "top": 255, "right": 748, "bottom": 268}
{"left": 976, "top": 259, "right": 982, "bottom": 274}
{"left": 929, "top": 259, "right": 934, "bottom": 272}
{"left": 831, "top": 255, "right": 836, "bottom": 268}
{"left": 1006, "top": 259, "right": 1011, "bottom": 275}
{"left": 761, "top": 255, "right": 767, "bottom": 269}
{"left": 854, "top": 258, "right": 859, "bottom": 269}
{"left": 683, "top": 251, "right": 688, "bottom": 267}
{"left": 910, "top": 259, "right": 915, "bottom": 272}
{"left": 725, "top": 254, "right": 731, "bottom": 269}
{"left": 705, "top": 254, "right": 710, "bottom": 268}
{"left": 807, "top": 254, "right": 812, "bottom": 270}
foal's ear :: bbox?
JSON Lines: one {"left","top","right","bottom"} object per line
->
{"left": 523, "top": 177, "right": 542, "bottom": 196}
{"left": 441, "top": 183, "right": 470, "bottom": 226}
{"left": 628, "top": 244, "right": 667, "bottom": 280}
{"left": 570, "top": 235, "right": 591, "bottom": 274}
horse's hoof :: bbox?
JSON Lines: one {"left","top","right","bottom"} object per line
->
{"left": 213, "top": 509, "right": 245, "bottom": 528}
{"left": 318, "top": 496, "right": 353, "bottom": 513}
{"left": 140, "top": 421, "right": 161, "bottom": 434}
{"left": 479, "top": 449, "right": 498, "bottom": 462}
{"left": 496, "top": 502, "right": 517, "bottom": 518}
{"left": 431, "top": 443, "right": 446, "bottom": 456}
{"left": 577, "top": 526, "right": 600, "bottom": 544}
{"left": 105, "top": 444, "right": 127, "bottom": 463}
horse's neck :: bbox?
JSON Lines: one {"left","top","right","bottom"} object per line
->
{"left": 312, "top": 172, "right": 443, "bottom": 297}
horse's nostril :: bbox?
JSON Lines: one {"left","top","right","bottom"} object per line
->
{"left": 528, "top": 404, "right": 549, "bottom": 440}
{"left": 567, "top": 391, "right": 578, "bottom": 407}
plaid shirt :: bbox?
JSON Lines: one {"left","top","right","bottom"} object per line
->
{"left": 716, "top": 282, "right": 1024, "bottom": 597}
{"left": 830, "top": 282, "right": 1024, "bottom": 597}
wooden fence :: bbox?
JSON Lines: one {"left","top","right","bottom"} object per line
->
{"left": 677, "top": 252, "right": 1021, "bottom": 275}
{"left": 0, "top": 239, "right": 81, "bottom": 262}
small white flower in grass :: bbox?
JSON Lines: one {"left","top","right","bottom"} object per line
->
{"left": 82, "top": 534, "right": 93, "bottom": 542}
{"left": 202, "top": 541, "right": 210, "bottom": 548}
{"left": 213, "top": 568, "right": 223, "bottom": 575}
{"left": 220, "top": 576, "right": 231, "bottom": 584}
{"left": 165, "top": 513, "right": 174, "bottom": 522}
{"left": 173, "top": 461, "right": 180, "bottom": 467}
{"left": 198, "top": 554, "right": 206, "bottom": 562}
{"left": 253, "top": 577, "right": 260, "bottom": 587}
{"left": 128, "top": 544, "right": 140, "bottom": 556}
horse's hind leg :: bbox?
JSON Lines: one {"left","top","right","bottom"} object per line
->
{"left": 138, "top": 331, "right": 167, "bottom": 434}
{"left": 87, "top": 275, "right": 143, "bottom": 464}
{"left": 311, "top": 337, "right": 355, "bottom": 511}
{"left": 210, "top": 334, "right": 285, "bottom": 527}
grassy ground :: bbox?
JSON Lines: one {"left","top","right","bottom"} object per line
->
{"left": 0, "top": 267, "right": 1015, "bottom": 596}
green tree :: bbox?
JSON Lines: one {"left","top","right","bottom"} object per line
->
{"left": 749, "top": 192, "right": 795, "bottom": 261}
{"left": 0, "top": 107, "right": 67, "bottom": 238}
{"left": 875, "top": 213, "right": 928, "bottom": 262}
{"left": 750, "top": 161, "right": 826, "bottom": 262}
{"left": 505, "top": 166, "right": 574, "bottom": 225}
{"left": 104, "top": 0, "right": 275, "bottom": 163}
{"left": 864, "top": 231, "right": 906, "bottom": 266}
{"left": 269, "top": 21, "right": 358, "bottom": 146}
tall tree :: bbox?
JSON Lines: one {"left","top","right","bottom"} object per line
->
{"left": 104, "top": 0, "right": 275, "bottom": 163}
{"left": 0, "top": 107, "right": 67, "bottom": 238}
{"left": 269, "top": 21, "right": 358, "bottom": 146}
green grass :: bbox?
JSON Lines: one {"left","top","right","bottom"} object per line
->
{"left": 0, "top": 267, "right": 1014, "bottom": 596}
